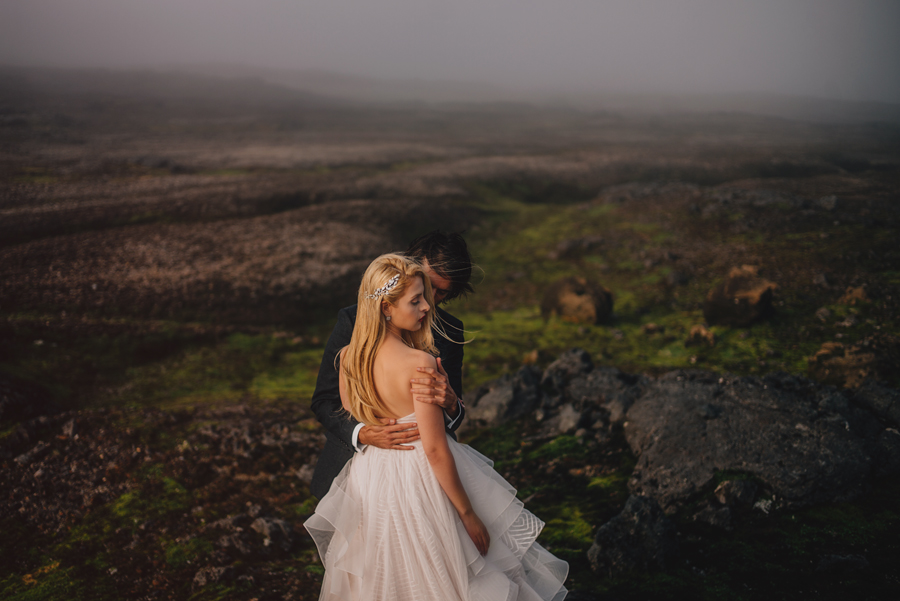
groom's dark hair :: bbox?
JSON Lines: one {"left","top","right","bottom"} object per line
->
{"left": 406, "top": 230, "right": 474, "bottom": 302}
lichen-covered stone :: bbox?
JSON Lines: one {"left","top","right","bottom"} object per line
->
{"left": 540, "top": 277, "right": 614, "bottom": 325}
{"left": 702, "top": 265, "right": 776, "bottom": 327}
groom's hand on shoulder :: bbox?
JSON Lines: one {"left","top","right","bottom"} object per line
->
{"left": 410, "top": 358, "right": 459, "bottom": 416}
{"left": 358, "top": 418, "right": 420, "bottom": 450}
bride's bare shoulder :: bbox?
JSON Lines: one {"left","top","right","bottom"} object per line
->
{"left": 402, "top": 346, "right": 437, "bottom": 370}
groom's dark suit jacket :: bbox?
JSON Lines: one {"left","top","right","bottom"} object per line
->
{"left": 310, "top": 305, "right": 466, "bottom": 499}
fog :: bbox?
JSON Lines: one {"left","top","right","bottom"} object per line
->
{"left": 2, "top": 0, "right": 899, "bottom": 103}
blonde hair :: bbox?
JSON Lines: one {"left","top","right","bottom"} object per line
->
{"left": 342, "top": 253, "right": 437, "bottom": 426}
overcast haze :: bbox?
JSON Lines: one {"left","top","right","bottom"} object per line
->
{"left": 2, "top": 0, "right": 899, "bottom": 103}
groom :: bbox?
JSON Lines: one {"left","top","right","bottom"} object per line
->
{"left": 309, "top": 231, "right": 474, "bottom": 499}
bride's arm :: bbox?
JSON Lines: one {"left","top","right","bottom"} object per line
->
{"left": 414, "top": 357, "right": 490, "bottom": 555}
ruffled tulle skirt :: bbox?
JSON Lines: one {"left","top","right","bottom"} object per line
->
{"left": 304, "top": 414, "right": 568, "bottom": 601}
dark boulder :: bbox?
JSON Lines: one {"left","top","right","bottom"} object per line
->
{"left": 540, "top": 348, "right": 594, "bottom": 410}
{"left": 566, "top": 366, "right": 649, "bottom": 426}
{"left": 464, "top": 365, "right": 542, "bottom": 429}
{"left": 852, "top": 380, "right": 900, "bottom": 427}
{"left": 540, "top": 277, "right": 613, "bottom": 325}
{"left": 587, "top": 495, "right": 678, "bottom": 576}
{"left": 702, "top": 266, "right": 776, "bottom": 327}
{"left": 623, "top": 370, "right": 900, "bottom": 512}
{"left": 537, "top": 403, "right": 582, "bottom": 437}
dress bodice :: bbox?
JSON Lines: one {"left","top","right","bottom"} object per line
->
{"left": 394, "top": 412, "right": 416, "bottom": 425}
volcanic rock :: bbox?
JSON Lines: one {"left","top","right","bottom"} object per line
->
{"left": 816, "top": 554, "right": 871, "bottom": 574}
{"left": 839, "top": 286, "right": 869, "bottom": 305}
{"left": 193, "top": 566, "right": 235, "bottom": 589}
{"left": 538, "top": 403, "right": 581, "bottom": 437}
{"left": 540, "top": 277, "right": 613, "bottom": 325}
{"left": 852, "top": 380, "right": 900, "bottom": 427}
{"left": 714, "top": 480, "right": 758, "bottom": 506}
{"left": 547, "top": 235, "right": 604, "bottom": 260}
{"left": 540, "top": 348, "right": 595, "bottom": 410}
{"left": 813, "top": 273, "right": 830, "bottom": 288}
{"left": 587, "top": 495, "right": 677, "bottom": 576}
{"left": 465, "top": 365, "right": 542, "bottom": 428}
{"left": 808, "top": 341, "right": 879, "bottom": 388}
{"left": 562, "top": 365, "right": 649, "bottom": 426}
{"left": 251, "top": 517, "right": 295, "bottom": 552}
{"left": 693, "top": 503, "right": 733, "bottom": 530}
{"left": 685, "top": 324, "right": 716, "bottom": 347}
{"left": 702, "top": 266, "right": 776, "bottom": 327}
{"left": 623, "top": 370, "right": 900, "bottom": 512}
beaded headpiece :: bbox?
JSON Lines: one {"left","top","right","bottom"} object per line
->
{"left": 364, "top": 274, "right": 400, "bottom": 300}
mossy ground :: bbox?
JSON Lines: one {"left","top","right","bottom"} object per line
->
{"left": 0, "top": 316, "right": 335, "bottom": 413}
{"left": 2, "top": 165, "right": 899, "bottom": 599}
{"left": 453, "top": 183, "right": 898, "bottom": 389}
{"left": 1, "top": 407, "right": 323, "bottom": 600}
{"left": 464, "top": 418, "right": 900, "bottom": 600}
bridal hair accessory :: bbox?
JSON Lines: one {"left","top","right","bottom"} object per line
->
{"left": 365, "top": 274, "right": 400, "bottom": 300}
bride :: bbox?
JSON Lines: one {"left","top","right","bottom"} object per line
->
{"left": 304, "top": 253, "right": 568, "bottom": 601}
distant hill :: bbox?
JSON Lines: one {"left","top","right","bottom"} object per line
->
{"left": 186, "top": 64, "right": 900, "bottom": 124}
{"left": 0, "top": 65, "right": 338, "bottom": 109}
{"left": 3, "top": 64, "right": 899, "bottom": 124}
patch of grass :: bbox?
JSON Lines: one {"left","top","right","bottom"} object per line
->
{"left": 163, "top": 537, "right": 214, "bottom": 568}
{"left": 540, "top": 506, "right": 595, "bottom": 549}
{"left": 0, "top": 318, "right": 326, "bottom": 411}
{"left": 110, "top": 475, "right": 191, "bottom": 525}
{"left": 587, "top": 471, "right": 629, "bottom": 493}
{"left": 527, "top": 435, "right": 587, "bottom": 462}
{"left": 283, "top": 497, "right": 319, "bottom": 520}
{"left": 0, "top": 561, "right": 107, "bottom": 601}
{"left": 463, "top": 419, "right": 635, "bottom": 590}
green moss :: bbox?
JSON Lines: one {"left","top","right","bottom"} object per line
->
{"left": 163, "top": 537, "right": 213, "bottom": 568}
{"left": 283, "top": 497, "right": 319, "bottom": 519}
{"left": 527, "top": 435, "right": 587, "bottom": 462}
{"left": 541, "top": 507, "right": 595, "bottom": 549}
{"left": 587, "top": 472, "right": 629, "bottom": 493}
{"left": 0, "top": 562, "right": 107, "bottom": 601}
{"left": 110, "top": 476, "right": 191, "bottom": 525}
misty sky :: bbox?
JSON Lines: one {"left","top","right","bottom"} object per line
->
{"left": 2, "top": 0, "right": 899, "bottom": 103}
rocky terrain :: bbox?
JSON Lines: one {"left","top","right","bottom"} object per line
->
{"left": 2, "top": 67, "right": 900, "bottom": 599}
{"left": 2, "top": 376, "right": 326, "bottom": 600}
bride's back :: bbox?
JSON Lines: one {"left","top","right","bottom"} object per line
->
{"left": 371, "top": 335, "right": 434, "bottom": 419}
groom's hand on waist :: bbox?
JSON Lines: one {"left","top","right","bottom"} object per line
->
{"left": 358, "top": 418, "right": 420, "bottom": 450}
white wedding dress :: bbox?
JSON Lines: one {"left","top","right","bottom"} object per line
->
{"left": 304, "top": 413, "right": 569, "bottom": 601}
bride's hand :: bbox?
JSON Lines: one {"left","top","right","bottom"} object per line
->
{"left": 461, "top": 511, "right": 490, "bottom": 556}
